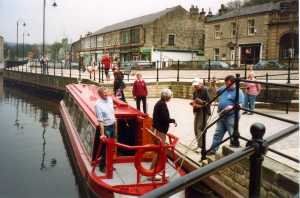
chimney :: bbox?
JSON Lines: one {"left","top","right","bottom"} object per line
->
{"left": 190, "top": 5, "right": 199, "bottom": 17}
{"left": 199, "top": 8, "right": 206, "bottom": 20}
{"left": 207, "top": 8, "right": 213, "bottom": 17}
{"left": 218, "top": 4, "right": 227, "bottom": 15}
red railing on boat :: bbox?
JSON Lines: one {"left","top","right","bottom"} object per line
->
{"left": 91, "top": 128, "right": 179, "bottom": 194}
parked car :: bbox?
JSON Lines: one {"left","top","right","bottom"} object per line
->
{"left": 127, "top": 60, "right": 153, "bottom": 69}
{"left": 253, "top": 60, "right": 288, "bottom": 69}
{"left": 203, "top": 61, "right": 230, "bottom": 69}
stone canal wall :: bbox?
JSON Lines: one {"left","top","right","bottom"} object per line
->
{"left": 208, "top": 146, "right": 299, "bottom": 198}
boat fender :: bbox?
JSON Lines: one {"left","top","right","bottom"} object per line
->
{"left": 134, "top": 145, "right": 167, "bottom": 177}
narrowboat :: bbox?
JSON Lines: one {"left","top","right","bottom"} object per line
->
{"left": 59, "top": 83, "right": 185, "bottom": 198}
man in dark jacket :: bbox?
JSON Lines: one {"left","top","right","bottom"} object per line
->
{"left": 190, "top": 78, "right": 211, "bottom": 153}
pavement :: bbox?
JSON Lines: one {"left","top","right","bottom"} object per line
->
{"left": 127, "top": 98, "right": 299, "bottom": 170}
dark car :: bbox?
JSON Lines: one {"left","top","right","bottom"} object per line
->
{"left": 253, "top": 60, "right": 288, "bottom": 69}
{"left": 203, "top": 61, "right": 230, "bottom": 69}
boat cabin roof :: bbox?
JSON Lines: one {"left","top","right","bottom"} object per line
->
{"left": 66, "top": 83, "right": 147, "bottom": 127}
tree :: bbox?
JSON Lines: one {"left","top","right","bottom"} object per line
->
{"left": 226, "top": 0, "right": 243, "bottom": 10}
{"left": 50, "top": 42, "right": 62, "bottom": 61}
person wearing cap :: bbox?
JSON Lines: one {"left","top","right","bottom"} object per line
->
{"left": 150, "top": 88, "right": 177, "bottom": 180}
{"left": 190, "top": 78, "right": 211, "bottom": 153}
{"left": 207, "top": 75, "right": 244, "bottom": 155}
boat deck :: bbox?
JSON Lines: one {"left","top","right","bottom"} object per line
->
{"left": 94, "top": 159, "right": 185, "bottom": 198}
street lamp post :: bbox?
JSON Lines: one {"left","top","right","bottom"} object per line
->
{"left": 42, "top": 0, "right": 57, "bottom": 74}
{"left": 16, "top": 20, "right": 26, "bottom": 60}
{"left": 22, "top": 32, "right": 30, "bottom": 60}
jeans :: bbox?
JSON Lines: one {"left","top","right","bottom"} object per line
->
{"left": 97, "top": 124, "right": 115, "bottom": 168}
{"left": 136, "top": 96, "right": 147, "bottom": 113}
{"left": 210, "top": 114, "right": 235, "bottom": 152}
{"left": 244, "top": 94, "right": 257, "bottom": 111}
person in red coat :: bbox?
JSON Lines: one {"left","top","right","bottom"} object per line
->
{"left": 132, "top": 73, "right": 148, "bottom": 113}
{"left": 101, "top": 53, "right": 111, "bottom": 81}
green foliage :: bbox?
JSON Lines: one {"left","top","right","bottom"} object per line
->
{"left": 243, "top": 0, "right": 282, "bottom": 6}
{"left": 50, "top": 42, "right": 62, "bottom": 61}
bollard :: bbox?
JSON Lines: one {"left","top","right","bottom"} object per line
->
{"left": 177, "top": 60, "right": 180, "bottom": 82}
{"left": 287, "top": 56, "right": 291, "bottom": 84}
{"left": 156, "top": 61, "right": 159, "bottom": 82}
{"left": 61, "top": 62, "right": 63, "bottom": 77}
{"left": 232, "top": 73, "right": 241, "bottom": 147}
{"left": 101, "top": 63, "right": 104, "bottom": 82}
{"left": 244, "top": 64, "right": 247, "bottom": 79}
{"left": 247, "top": 123, "right": 267, "bottom": 198}
{"left": 54, "top": 61, "right": 56, "bottom": 76}
{"left": 265, "top": 73, "right": 269, "bottom": 101}
{"left": 79, "top": 62, "right": 81, "bottom": 81}
{"left": 98, "top": 63, "right": 100, "bottom": 83}
{"left": 69, "top": 62, "right": 71, "bottom": 78}
{"left": 208, "top": 59, "right": 211, "bottom": 82}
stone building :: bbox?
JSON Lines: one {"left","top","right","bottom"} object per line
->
{"left": 0, "top": 35, "right": 4, "bottom": 69}
{"left": 75, "top": 5, "right": 205, "bottom": 67}
{"left": 204, "top": 0, "right": 298, "bottom": 66}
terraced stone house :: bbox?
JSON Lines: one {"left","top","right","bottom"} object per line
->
{"left": 205, "top": 0, "right": 298, "bottom": 66}
{"left": 73, "top": 5, "right": 205, "bottom": 67}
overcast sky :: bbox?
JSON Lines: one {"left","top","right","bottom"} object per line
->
{"left": 0, "top": 0, "right": 231, "bottom": 44}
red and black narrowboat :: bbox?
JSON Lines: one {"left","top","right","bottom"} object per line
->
{"left": 59, "top": 83, "right": 185, "bottom": 197}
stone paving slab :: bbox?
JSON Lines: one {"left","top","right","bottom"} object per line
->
{"left": 127, "top": 98, "right": 299, "bottom": 170}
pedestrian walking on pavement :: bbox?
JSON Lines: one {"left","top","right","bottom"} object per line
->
{"left": 113, "top": 67, "right": 126, "bottom": 102}
{"left": 243, "top": 73, "right": 261, "bottom": 115}
{"left": 190, "top": 78, "right": 211, "bottom": 153}
{"left": 208, "top": 75, "right": 244, "bottom": 155}
{"left": 101, "top": 52, "right": 111, "bottom": 81}
{"left": 132, "top": 73, "right": 148, "bottom": 113}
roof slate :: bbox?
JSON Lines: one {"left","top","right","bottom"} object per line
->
{"left": 207, "top": 1, "right": 280, "bottom": 22}
{"left": 92, "top": 5, "right": 183, "bottom": 35}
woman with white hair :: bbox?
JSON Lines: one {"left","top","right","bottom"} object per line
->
{"left": 150, "top": 88, "right": 177, "bottom": 180}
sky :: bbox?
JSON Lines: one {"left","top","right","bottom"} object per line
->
{"left": 0, "top": 0, "right": 231, "bottom": 44}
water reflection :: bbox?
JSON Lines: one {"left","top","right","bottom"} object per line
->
{"left": 0, "top": 78, "right": 87, "bottom": 198}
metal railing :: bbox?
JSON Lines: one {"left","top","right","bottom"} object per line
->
{"left": 141, "top": 74, "right": 299, "bottom": 198}
{"left": 4, "top": 58, "right": 299, "bottom": 84}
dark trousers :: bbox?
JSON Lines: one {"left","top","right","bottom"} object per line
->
{"left": 136, "top": 96, "right": 147, "bottom": 113}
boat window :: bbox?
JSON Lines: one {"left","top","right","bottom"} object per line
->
{"left": 64, "top": 92, "right": 95, "bottom": 158}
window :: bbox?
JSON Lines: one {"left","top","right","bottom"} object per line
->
{"left": 130, "top": 29, "right": 140, "bottom": 44}
{"left": 231, "top": 22, "right": 237, "bottom": 37}
{"left": 247, "top": 19, "right": 255, "bottom": 35}
{"left": 214, "top": 25, "right": 221, "bottom": 39}
{"left": 168, "top": 34, "right": 175, "bottom": 46}
{"left": 121, "top": 31, "right": 130, "bottom": 44}
{"left": 97, "top": 36, "right": 103, "bottom": 47}
{"left": 214, "top": 48, "right": 220, "bottom": 60}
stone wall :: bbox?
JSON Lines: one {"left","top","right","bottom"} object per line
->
{"left": 153, "top": 6, "right": 205, "bottom": 51}
{"left": 209, "top": 146, "right": 299, "bottom": 197}
{"left": 205, "top": 13, "right": 270, "bottom": 60}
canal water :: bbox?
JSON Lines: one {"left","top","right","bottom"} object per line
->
{"left": 0, "top": 76, "right": 92, "bottom": 198}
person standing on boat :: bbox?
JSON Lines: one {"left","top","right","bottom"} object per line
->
{"left": 190, "top": 78, "right": 211, "bottom": 153}
{"left": 207, "top": 75, "right": 244, "bottom": 155}
{"left": 94, "top": 87, "right": 117, "bottom": 173}
{"left": 150, "top": 89, "right": 177, "bottom": 178}
{"left": 132, "top": 73, "right": 148, "bottom": 113}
